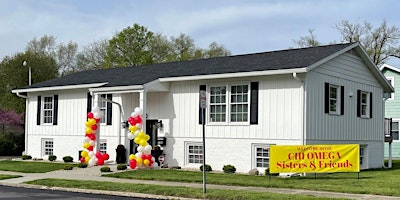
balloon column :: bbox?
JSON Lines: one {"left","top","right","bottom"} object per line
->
{"left": 80, "top": 106, "right": 110, "bottom": 166}
{"left": 127, "top": 107, "right": 157, "bottom": 169}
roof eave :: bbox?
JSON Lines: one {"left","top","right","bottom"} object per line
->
{"left": 11, "top": 82, "right": 108, "bottom": 93}
{"left": 159, "top": 68, "right": 308, "bottom": 82}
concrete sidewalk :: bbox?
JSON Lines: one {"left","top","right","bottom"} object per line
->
{"left": 0, "top": 164, "right": 399, "bottom": 200}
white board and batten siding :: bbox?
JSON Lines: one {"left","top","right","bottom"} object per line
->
{"left": 305, "top": 52, "right": 385, "bottom": 168}
{"left": 162, "top": 75, "right": 304, "bottom": 172}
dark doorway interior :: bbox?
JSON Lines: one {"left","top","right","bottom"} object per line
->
{"left": 129, "top": 119, "right": 159, "bottom": 154}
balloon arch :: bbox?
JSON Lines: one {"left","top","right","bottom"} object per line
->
{"left": 80, "top": 106, "right": 157, "bottom": 169}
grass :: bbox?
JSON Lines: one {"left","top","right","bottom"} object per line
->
{"left": 0, "top": 174, "right": 21, "bottom": 180}
{"left": 0, "top": 160, "right": 77, "bottom": 173}
{"left": 26, "top": 178, "right": 340, "bottom": 200}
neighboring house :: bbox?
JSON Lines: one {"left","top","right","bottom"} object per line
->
{"left": 380, "top": 64, "right": 400, "bottom": 159}
{"left": 12, "top": 42, "right": 393, "bottom": 172}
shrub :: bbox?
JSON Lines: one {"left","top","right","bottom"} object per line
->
{"left": 78, "top": 163, "right": 88, "bottom": 168}
{"left": 48, "top": 155, "right": 57, "bottom": 161}
{"left": 64, "top": 165, "right": 73, "bottom": 170}
{"left": 21, "top": 155, "right": 32, "bottom": 160}
{"left": 63, "top": 156, "right": 74, "bottom": 163}
{"left": 117, "top": 164, "right": 127, "bottom": 170}
{"left": 200, "top": 164, "right": 212, "bottom": 172}
{"left": 223, "top": 164, "right": 236, "bottom": 174}
{"left": 100, "top": 166, "right": 111, "bottom": 172}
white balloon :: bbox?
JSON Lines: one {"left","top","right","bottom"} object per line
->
{"left": 144, "top": 145, "right": 152, "bottom": 152}
{"left": 127, "top": 134, "right": 134, "bottom": 140}
{"left": 134, "top": 107, "right": 143, "bottom": 115}
{"left": 144, "top": 150, "right": 151, "bottom": 155}
{"left": 135, "top": 123, "right": 142, "bottom": 129}
{"left": 131, "top": 111, "right": 138, "bottom": 118}
{"left": 135, "top": 152, "right": 142, "bottom": 158}
{"left": 88, "top": 158, "right": 96, "bottom": 166}
{"left": 83, "top": 137, "right": 90, "bottom": 143}
{"left": 89, "top": 140, "right": 95, "bottom": 146}
{"left": 89, "top": 151, "right": 95, "bottom": 158}
{"left": 92, "top": 106, "right": 100, "bottom": 113}
{"left": 137, "top": 146, "right": 144, "bottom": 153}
{"left": 151, "top": 157, "right": 155, "bottom": 162}
{"left": 93, "top": 112, "right": 100, "bottom": 119}
{"left": 152, "top": 162, "right": 158, "bottom": 168}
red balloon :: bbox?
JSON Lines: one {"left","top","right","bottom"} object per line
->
{"left": 97, "top": 158, "right": 104, "bottom": 166}
{"left": 80, "top": 157, "right": 85, "bottom": 163}
{"left": 91, "top": 124, "right": 98, "bottom": 130}
{"left": 128, "top": 117, "right": 134, "bottom": 125}
{"left": 130, "top": 159, "right": 137, "bottom": 169}
{"left": 95, "top": 118, "right": 100, "bottom": 123}
{"left": 86, "top": 134, "right": 96, "bottom": 140}
{"left": 102, "top": 153, "right": 110, "bottom": 160}
{"left": 87, "top": 146, "right": 94, "bottom": 151}
{"left": 87, "top": 112, "right": 94, "bottom": 119}
{"left": 96, "top": 152, "right": 102, "bottom": 159}
{"left": 132, "top": 116, "right": 142, "bottom": 125}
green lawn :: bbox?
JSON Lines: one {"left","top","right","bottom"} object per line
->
{"left": 0, "top": 174, "right": 21, "bottom": 180}
{"left": 0, "top": 160, "right": 77, "bottom": 173}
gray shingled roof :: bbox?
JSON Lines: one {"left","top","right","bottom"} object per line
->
{"left": 26, "top": 43, "right": 354, "bottom": 89}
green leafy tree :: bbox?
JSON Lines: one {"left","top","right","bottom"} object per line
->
{"left": 0, "top": 51, "right": 57, "bottom": 112}
{"left": 71, "top": 39, "right": 109, "bottom": 74}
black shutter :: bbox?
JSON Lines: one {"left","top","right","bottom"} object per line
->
{"left": 199, "top": 85, "right": 206, "bottom": 124}
{"left": 87, "top": 92, "right": 92, "bottom": 115}
{"left": 37, "top": 96, "right": 41, "bottom": 125}
{"left": 340, "top": 86, "right": 344, "bottom": 115}
{"left": 106, "top": 94, "right": 112, "bottom": 125}
{"left": 324, "top": 83, "right": 329, "bottom": 113}
{"left": 53, "top": 95, "right": 58, "bottom": 125}
{"left": 357, "top": 90, "right": 361, "bottom": 117}
{"left": 369, "top": 93, "right": 373, "bottom": 118}
{"left": 250, "top": 82, "right": 259, "bottom": 124}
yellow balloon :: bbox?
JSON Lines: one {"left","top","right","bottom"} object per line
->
{"left": 85, "top": 121, "right": 91, "bottom": 127}
{"left": 129, "top": 154, "right": 136, "bottom": 160}
{"left": 138, "top": 131, "right": 145, "bottom": 138}
{"left": 134, "top": 137, "right": 140, "bottom": 144}
{"left": 136, "top": 158, "right": 143, "bottom": 165}
{"left": 129, "top": 126, "right": 137, "bottom": 133}
{"left": 85, "top": 156, "right": 90, "bottom": 162}
{"left": 83, "top": 142, "right": 90, "bottom": 149}
{"left": 89, "top": 118, "right": 96, "bottom": 125}
{"left": 86, "top": 127, "right": 92, "bottom": 134}
{"left": 143, "top": 159, "right": 150, "bottom": 166}
{"left": 144, "top": 134, "right": 150, "bottom": 141}
{"left": 139, "top": 140, "right": 147, "bottom": 147}
{"left": 81, "top": 151, "right": 88, "bottom": 157}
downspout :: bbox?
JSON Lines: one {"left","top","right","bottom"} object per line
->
{"left": 99, "top": 96, "right": 124, "bottom": 145}
{"left": 16, "top": 92, "right": 29, "bottom": 155}
{"left": 383, "top": 95, "right": 391, "bottom": 168}
{"left": 292, "top": 73, "right": 306, "bottom": 145}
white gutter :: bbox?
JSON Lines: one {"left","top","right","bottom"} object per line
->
{"left": 159, "top": 68, "right": 308, "bottom": 82}
{"left": 292, "top": 73, "right": 306, "bottom": 145}
{"left": 89, "top": 85, "right": 143, "bottom": 93}
{"left": 12, "top": 82, "right": 108, "bottom": 93}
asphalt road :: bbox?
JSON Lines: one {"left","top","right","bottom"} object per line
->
{"left": 0, "top": 185, "right": 157, "bottom": 200}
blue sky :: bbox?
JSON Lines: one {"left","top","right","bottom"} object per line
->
{"left": 1, "top": 0, "right": 400, "bottom": 65}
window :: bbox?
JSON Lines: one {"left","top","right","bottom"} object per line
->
{"left": 42, "top": 138, "right": 54, "bottom": 156}
{"left": 357, "top": 90, "right": 372, "bottom": 118}
{"left": 254, "top": 145, "right": 270, "bottom": 168}
{"left": 359, "top": 145, "right": 367, "bottom": 169}
{"left": 324, "top": 83, "right": 344, "bottom": 115}
{"left": 360, "top": 146, "right": 364, "bottom": 166}
{"left": 392, "top": 121, "right": 399, "bottom": 141}
{"left": 100, "top": 94, "right": 107, "bottom": 124}
{"left": 209, "top": 83, "right": 249, "bottom": 123}
{"left": 43, "top": 96, "right": 54, "bottom": 124}
{"left": 99, "top": 140, "right": 107, "bottom": 154}
{"left": 387, "top": 77, "right": 394, "bottom": 100}
{"left": 186, "top": 143, "right": 203, "bottom": 164}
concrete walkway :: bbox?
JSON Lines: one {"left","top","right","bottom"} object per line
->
{"left": 0, "top": 163, "right": 399, "bottom": 200}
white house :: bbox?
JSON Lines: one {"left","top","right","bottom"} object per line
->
{"left": 12, "top": 42, "right": 393, "bottom": 172}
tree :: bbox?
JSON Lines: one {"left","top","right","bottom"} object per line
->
{"left": 106, "top": 24, "right": 154, "bottom": 68}
{"left": 294, "top": 20, "right": 400, "bottom": 66}
{"left": 0, "top": 51, "right": 57, "bottom": 112}
{"left": 26, "top": 34, "right": 78, "bottom": 75}
{"left": 204, "top": 42, "right": 231, "bottom": 58}
{"left": 71, "top": 39, "right": 109, "bottom": 74}
{"left": 293, "top": 29, "right": 321, "bottom": 48}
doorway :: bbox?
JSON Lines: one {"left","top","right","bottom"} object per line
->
{"left": 129, "top": 119, "right": 159, "bottom": 154}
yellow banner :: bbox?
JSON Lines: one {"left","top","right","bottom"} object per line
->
{"left": 269, "top": 144, "right": 360, "bottom": 173}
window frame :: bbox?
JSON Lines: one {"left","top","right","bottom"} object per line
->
{"left": 42, "top": 138, "right": 54, "bottom": 156}
{"left": 328, "top": 84, "right": 341, "bottom": 115}
{"left": 99, "top": 94, "right": 107, "bottom": 124}
{"left": 391, "top": 120, "right": 400, "bottom": 141}
{"left": 185, "top": 142, "right": 203, "bottom": 166}
{"left": 359, "top": 91, "right": 370, "bottom": 118}
{"left": 252, "top": 144, "right": 272, "bottom": 171}
{"left": 42, "top": 96, "right": 54, "bottom": 125}
{"left": 359, "top": 145, "right": 367, "bottom": 170}
{"left": 208, "top": 82, "right": 250, "bottom": 125}
{"left": 99, "top": 139, "right": 107, "bottom": 154}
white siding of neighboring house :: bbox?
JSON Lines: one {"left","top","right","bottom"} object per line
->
{"left": 305, "top": 52, "right": 385, "bottom": 169}
{"left": 155, "top": 74, "right": 304, "bottom": 172}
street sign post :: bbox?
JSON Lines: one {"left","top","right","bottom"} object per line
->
{"left": 200, "top": 90, "right": 206, "bottom": 193}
